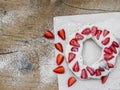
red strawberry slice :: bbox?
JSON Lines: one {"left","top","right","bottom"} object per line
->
{"left": 91, "top": 26, "right": 98, "bottom": 36}
{"left": 71, "top": 47, "right": 78, "bottom": 52}
{"left": 101, "top": 75, "right": 108, "bottom": 84}
{"left": 81, "top": 28, "right": 91, "bottom": 35}
{"left": 104, "top": 54, "right": 114, "bottom": 61}
{"left": 58, "top": 29, "right": 66, "bottom": 40}
{"left": 86, "top": 66, "right": 95, "bottom": 76}
{"left": 56, "top": 54, "right": 64, "bottom": 65}
{"left": 95, "top": 69, "right": 101, "bottom": 76}
{"left": 68, "top": 52, "right": 76, "bottom": 63}
{"left": 96, "top": 30, "right": 102, "bottom": 40}
{"left": 81, "top": 69, "right": 88, "bottom": 79}
{"left": 73, "top": 61, "right": 80, "bottom": 72}
{"left": 55, "top": 42, "right": 63, "bottom": 52}
{"left": 99, "top": 67, "right": 105, "bottom": 71}
{"left": 103, "top": 30, "right": 110, "bottom": 37}
{"left": 110, "top": 45, "right": 117, "bottom": 54}
{"left": 107, "top": 63, "right": 114, "bottom": 68}
{"left": 112, "top": 41, "right": 119, "bottom": 48}
{"left": 75, "top": 33, "right": 84, "bottom": 40}
{"left": 44, "top": 30, "right": 54, "bottom": 39}
{"left": 53, "top": 66, "right": 65, "bottom": 74}
{"left": 68, "top": 77, "right": 76, "bottom": 87}
{"left": 101, "top": 37, "right": 110, "bottom": 45}
{"left": 70, "top": 38, "right": 80, "bottom": 47}
{"left": 104, "top": 47, "right": 113, "bottom": 54}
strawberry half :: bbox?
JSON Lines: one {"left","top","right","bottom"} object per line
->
{"left": 73, "top": 61, "right": 80, "bottom": 72}
{"left": 81, "top": 28, "right": 91, "bottom": 35}
{"left": 104, "top": 47, "right": 113, "bottom": 54}
{"left": 91, "top": 26, "right": 98, "bottom": 36}
{"left": 68, "top": 77, "right": 76, "bottom": 87}
{"left": 81, "top": 69, "right": 88, "bottom": 79}
{"left": 112, "top": 41, "right": 119, "bottom": 48}
{"left": 109, "top": 45, "right": 117, "bottom": 54}
{"left": 103, "top": 30, "right": 110, "bottom": 37}
{"left": 101, "top": 75, "right": 108, "bottom": 84}
{"left": 53, "top": 66, "right": 65, "bottom": 74}
{"left": 58, "top": 29, "right": 66, "bottom": 40}
{"left": 55, "top": 42, "right": 63, "bottom": 52}
{"left": 71, "top": 47, "right": 78, "bottom": 52}
{"left": 95, "top": 69, "right": 101, "bottom": 76}
{"left": 75, "top": 33, "right": 84, "bottom": 40}
{"left": 56, "top": 54, "right": 64, "bottom": 65}
{"left": 86, "top": 66, "right": 95, "bottom": 76}
{"left": 68, "top": 52, "right": 76, "bottom": 63}
{"left": 107, "top": 63, "right": 114, "bottom": 68}
{"left": 101, "top": 37, "right": 110, "bottom": 45}
{"left": 44, "top": 30, "right": 54, "bottom": 39}
{"left": 104, "top": 54, "right": 114, "bottom": 61}
{"left": 70, "top": 38, "right": 80, "bottom": 47}
{"left": 96, "top": 30, "right": 102, "bottom": 40}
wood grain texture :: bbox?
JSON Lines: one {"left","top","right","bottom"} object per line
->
{"left": 0, "top": 0, "right": 120, "bottom": 90}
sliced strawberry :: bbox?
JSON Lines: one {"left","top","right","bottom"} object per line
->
{"left": 73, "top": 61, "right": 80, "bottom": 72}
{"left": 86, "top": 66, "right": 95, "bottom": 76}
{"left": 68, "top": 77, "right": 76, "bottom": 87}
{"left": 75, "top": 33, "right": 84, "bottom": 40}
{"left": 68, "top": 52, "right": 76, "bottom": 63}
{"left": 95, "top": 69, "right": 101, "bottom": 76}
{"left": 107, "top": 63, "right": 114, "bottom": 68}
{"left": 71, "top": 47, "right": 78, "bottom": 52}
{"left": 103, "top": 30, "right": 110, "bottom": 37}
{"left": 44, "top": 30, "right": 54, "bottom": 39}
{"left": 70, "top": 38, "right": 80, "bottom": 47}
{"left": 96, "top": 30, "right": 102, "bottom": 40}
{"left": 53, "top": 66, "right": 65, "bottom": 74}
{"left": 104, "top": 54, "right": 114, "bottom": 61}
{"left": 101, "top": 37, "right": 110, "bottom": 45}
{"left": 81, "top": 69, "right": 88, "bottom": 79}
{"left": 110, "top": 45, "right": 117, "bottom": 54}
{"left": 101, "top": 75, "right": 108, "bottom": 84}
{"left": 55, "top": 42, "right": 63, "bottom": 52}
{"left": 81, "top": 28, "right": 91, "bottom": 35}
{"left": 112, "top": 41, "right": 119, "bottom": 48}
{"left": 99, "top": 67, "right": 105, "bottom": 71}
{"left": 58, "top": 29, "right": 66, "bottom": 40}
{"left": 56, "top": 54, "right": 64, "bottom": 65}
{"left": 91, "top": 26, "right": 98, "bottom": 36}
{"left": 104, "top": 47, "right": 113, "bottom": 54}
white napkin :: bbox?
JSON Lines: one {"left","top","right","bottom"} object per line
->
{"left": 54, "top": 12, "right": 120, "bottom": 90}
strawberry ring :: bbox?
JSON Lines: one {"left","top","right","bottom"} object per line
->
{"left": 66, "top": 26, "right": 119, "bottom": 79}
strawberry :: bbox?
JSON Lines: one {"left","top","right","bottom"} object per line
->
{"left": 95, "top": 69, "right": 101, "bottom": 76}
{"left": 53, "top": 66, "right": 65, "bottom": 74}
{"left": 107, "top": 63, "right": 114, "bottom": 68}
{"left": 56, "top": 54, "right": 64, "bottom": 65}
{"left": 68, "top": 52, "right": 76, "bottom": 63}
{"left": 58, "top": 29, "right": 66, "bottom": 40}
{"left": 44, "top": 30, "right": 54, "bottom": 39}
{"left": 91, "top": 26, "right": 98, "bottom": 36}
{"left": 70, "top": 38, "right": 80, "bottom": 47}
{"left": 81, "top": 69, "right": 88, "bottom": 79}
{"left": 75, "top": 33, "right": 84, "bottom": 40}
{"left": 101, "top": 37, "right": 110, "bottom": 45}
{"left": 104, "top": 47, "right": 113, "bottom": 54}
{"left": 71, "top": 47, "right": 78, "bottom": 52}
{"left": 73, "top": 61, "right": 80, "bottom": 72}
{"left": 86, "top": 66, "right": 95, "bottom": 76}
{"left": 55, "top": 42, "right": 63, "bottom": 52}
{"left": 96, "top": 30, "right": 102, "bottom": 40}
{"left": 110, "top": 45, "right": 117, "bottom": 54}
{"left": 99, "top": 67, "right": 105, "bottom": 71}
{"left": 112, "top": 41, "right": 119, "bottom": 48}
{"left": 68, "top": 77, "right": 76, "bottom": 87}
{"left": 104, "top": 54, "right": 114, "bottom": 61}
{"left": 81, "top": 28, "right": 91, "bottom": 35}
{"left": 101, "top": 75, "right": 108, "bottom": 84}
{"left": 103, "top": 30, "right": 110, "bottom": 37}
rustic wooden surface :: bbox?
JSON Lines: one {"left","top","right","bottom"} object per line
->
{"left": 0, "top": 0, "right": 120, "bottom": 90}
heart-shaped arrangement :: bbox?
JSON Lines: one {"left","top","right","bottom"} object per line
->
{"left": 43, "top": 26, "right": 119, "bottom": 87}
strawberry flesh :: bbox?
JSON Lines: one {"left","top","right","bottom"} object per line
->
{"left": 56, "top": 54, "right": 64, "bottom": 65}
{"left": 81, "top": 69, "right": 88, "bottom": 79}
{"left": 101, "top": 75, "right": 108, "bottom": 84}
{"left": 71, "top": 47, "right": 78, "bottom": 52}
{"left": 86, "top": 66, "right": 95, "bottom": 76}
{"left": 73, "top": 61, "right": 80, "bottom": 72}
{"left": 58, "top": 29, "right": 66, "bottom": 40}
{"left": 44, "top": 30, "right": 54, "bottom": 39}
{"left": 91, "top": 26, "right": 98, "bottom": 36}
{"left": 107, "top": 63, "right": 114, "bottom": 68}
{"left": 68, "top": 77, "right": 76, "bottom": 87}
{"left": 55, "top": 42, "right": 63, "bottom": 52}
{"left": 95, "top": 69, "right": 101, "bottom": 76}
{"left": 104, "top": 47, "right": 113, "bottom": 54}
{"left": 70, "top": 38, "right": 80, "bottom": 47}
{"left": 104, "top": 54, "right": 114, "bottom": 61}
{"left": 103, "top": 30, "right": 110, "bottom": 37}
{"left": 53, "top": 66, "right": 65, "bottom": 74}
{"left": 110, "top": 45, "right": 117, "bottom": 54}
{"left": 96, "top": 30, "right": 102, "bottom": 40}
{"left": 112, "top": 41, "right": 119, "bottom": 48}
{"left": 75, "top": 33, "right": 84, "bottom": 40}
{"left": 81, "top": 28, "right": 91, "bottom": 35}
{"left": 68, "top": 52, "right": 76, "bottom": 63}
{"left": 101, "top": 37, "right": 110, "bottom": 45}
